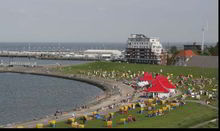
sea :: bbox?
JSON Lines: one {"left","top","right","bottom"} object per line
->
{"left": 0, "top": 42, "right": 127, "bottom": 51}
{"left": 0, "top": 72, "right": 104, "bottom": 125}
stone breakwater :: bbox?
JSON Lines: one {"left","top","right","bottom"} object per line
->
{"left": 0, "top": 66, "right": 134, "bottom": 128}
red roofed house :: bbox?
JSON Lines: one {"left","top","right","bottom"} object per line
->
{"left": 174, "top": 50, "right": 197, "bottom": 66}
{"left": 142, "top": 79, "right": 170, "bottom": 98}
{"left": 142, "top": 75, "right": 177, "bottom": 98}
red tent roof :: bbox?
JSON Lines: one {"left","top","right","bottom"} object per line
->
{"left": 140, "top": 72, "right": 153, "bottom": 81}
{"left": 144, "top": 83, "right": 169, "bottom": 93}
{"left": 144, "top": 72, "right": 149, "bottom": 77}
{"left": 151, "top": 79, "right": 159, "bottom": 86}
{"left": 156, "top": 75, "right": 169, "bottom": 82}
{"left": 158, "top": 80, "right": 176, "bottom": 89}
{"left": 142, "top": 72, "right": 153, "bottom": 81}
{"left": 155, "top": 75, "right": 176, "bottom": 89}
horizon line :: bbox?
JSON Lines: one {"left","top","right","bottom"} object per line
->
{"left": 0, "top": 41, "right": 218, "bottom": 44}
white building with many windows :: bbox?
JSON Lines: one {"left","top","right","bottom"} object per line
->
{"left": 125, "top": 34, "right": 163, "bottom": 64}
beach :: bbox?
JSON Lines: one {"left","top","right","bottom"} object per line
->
{"left": 0, "top": 65, "right": 135, "bottom": 128}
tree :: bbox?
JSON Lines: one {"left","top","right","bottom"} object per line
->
{"left": 167, "top": 50, "right": 180, "bottom": 65}
{"left": 211, "top": 42, "right": 219, "bottom": 56}
{"left": 206, "top": 42, "right": 218, "bottom": 56}
{"left": 170, "top": 46, "right": 177, "bottom": 54}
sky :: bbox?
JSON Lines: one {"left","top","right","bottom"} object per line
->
{"left": 0, "top": 0, "right": 218, "bottom": 43}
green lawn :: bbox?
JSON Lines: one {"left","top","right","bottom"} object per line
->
{"left": 46, "top": 102, "right": 217, "bottom": 128}
{"left": 198, "top": 120, "right": 218, "bottom": 128}
{"left": 49, "top": 62, "right": 218, "bottom": 128}
{"left": 57, "top": 61, "right": 218, "bottom": 100}
{"left": 57, "top": 61, "right": 218, "bottom": 79}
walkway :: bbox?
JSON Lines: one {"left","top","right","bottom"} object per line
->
{"left": 190, "top": 118, "right": 218, "bottom": 128}
{"left": 184, "top": 100, "right": 218, "bottom": 128}
{"left": 184, "top": 100, "right": 218, "bottom": 110}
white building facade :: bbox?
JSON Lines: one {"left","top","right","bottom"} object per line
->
{"left": 125, "top": 34, "right": 163, "bottom": 64}
{"left": 83, "top": 49, "right": 123, "bottom": 60}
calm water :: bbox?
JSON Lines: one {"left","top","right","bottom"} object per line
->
{"left": 0, "top": 42, "right": 126, "bottom": 51}
{"left": 0, "top": 73, "right": 104, "bottom": 125}
{"left": 0, "top": 57, "right": 92, "bottom": 66}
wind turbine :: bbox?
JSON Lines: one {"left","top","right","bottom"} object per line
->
{"left": 201, "top": 21, "right": 208, "bottom": 54}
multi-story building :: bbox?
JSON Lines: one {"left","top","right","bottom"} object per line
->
{"left": 125, "top": 34, "right": 163, "bottom": 64}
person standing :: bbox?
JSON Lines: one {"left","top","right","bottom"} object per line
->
{"left": 72, "top": 113, "right": 76, "bottom": 119}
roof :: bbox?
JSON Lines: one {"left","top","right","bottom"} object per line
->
{"left": 142, "top": 75, "right": 176, "bottom": 93}
{"left": 144, "top": 72, "right": 153, "bottom": 81}
{"left": 158, "top": 80, "right": 176, "bottom": 89}
{"left": 144, "top": 83, "right": 169, "bottom": 93}
{"left": 176, "top": 50, "right": 197, "bottom": 57}
{"left": 151, "top": 78, "right": 159, "bottom": 86}
{"left": 155, "top": 75, "right": 168, "bottom": 82}
{"left": 186, "top": 56, "right": 218, "bottom": 68}
{"left": 140, "top": 72, "right": 153, "bottom": 81}
{"left": 155, "top": 75, "right": 176, "bottom": 89}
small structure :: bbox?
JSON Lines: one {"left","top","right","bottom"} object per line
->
{"left": 137, "top": 81, "right": 149, "bottom": 88}
{"left": 141, "top": 74, "right": 176, "bottom": 98}
{"left": 142, "top": 82, "right": 170, "bottom": 98}
{"left": 186, "top": 56, "right": 218, "bottom": 68}
{"left": 173, "top": 50, "right": 197, "bottom": 66}
{"left": 84, "top": 49, "right": 123, "bottom": 60}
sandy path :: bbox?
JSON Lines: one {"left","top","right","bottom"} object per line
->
{"left": 189, "top": 118, "right": 218, "bottom": 128}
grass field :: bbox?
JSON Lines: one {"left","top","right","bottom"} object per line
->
{"left": 50, "top": 61, "right": 218, "bottom": 128}
{"left": 58, "top": 61, "right": 218, "bottom": 79}
{"left": 58, "top": 61, "right": 218, "bottom": 100}
{"left": 198, "top": 120, "right": 218, "bottom": 128}
{"left": 46, "top": 102, "right": 217, "bottom": 128}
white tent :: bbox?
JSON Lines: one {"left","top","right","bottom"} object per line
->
{"left": 137, "top": 81, "right": 149, "bottom": 87}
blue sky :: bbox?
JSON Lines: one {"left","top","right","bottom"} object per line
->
{"left": 0, "top": 0, "right": 218, "bottom": 43}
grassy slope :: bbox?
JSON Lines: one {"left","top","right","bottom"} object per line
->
{"left": 59, "top": 61, "right": 218, "bottom": 79}
{"left": 198, "top": 120, "right": 218, "bottom": 128}
{"left": 51, "top": 62, "right": 218, "bottom": 128}
{"left": 48, "top": 102, "right": 217, "bottom": 128}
